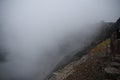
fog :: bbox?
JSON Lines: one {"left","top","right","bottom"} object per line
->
{"left": 0, "top": 0, "right": 120, "bottom": 80}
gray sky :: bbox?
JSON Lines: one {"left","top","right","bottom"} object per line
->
{"left": 2, "top": 0, "right": 120, "bottom": 23}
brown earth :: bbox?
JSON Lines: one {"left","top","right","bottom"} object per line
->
{"left": 49, "top": 39, "right": 113, "bottom": 80}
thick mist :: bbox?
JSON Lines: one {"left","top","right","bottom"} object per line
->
{"left": 0, "top": 0, "right": 120, "bottom": 80}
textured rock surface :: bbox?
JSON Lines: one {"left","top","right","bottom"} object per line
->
{"left": 48, "top": 39, "right": 111, "bottom": 80}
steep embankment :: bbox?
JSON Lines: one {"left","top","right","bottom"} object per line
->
{"left": 48, "top": 39, "right": 111, "bottom": 80}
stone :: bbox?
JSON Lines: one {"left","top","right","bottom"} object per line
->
{"left": 111, "top": 62, "right": 120, "bottom": 67}
{"left": 104, "top": 67, "right": 120, "bottom": 74}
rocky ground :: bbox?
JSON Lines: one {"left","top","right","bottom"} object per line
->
{"left": 48, "top": 39, "right": 120, "bottom": 80}
{"left": 63, "top": 52, "right": 110, "bottom": 80}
